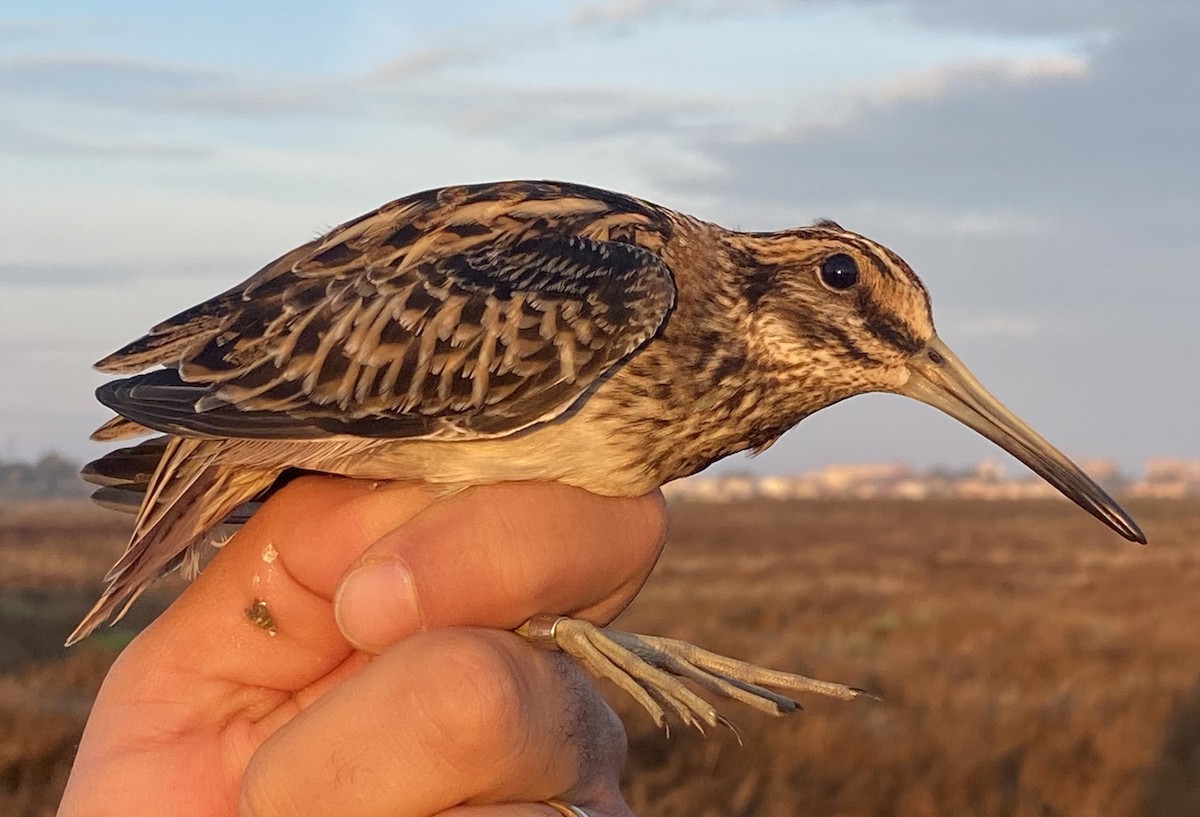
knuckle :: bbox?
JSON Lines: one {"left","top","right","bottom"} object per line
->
{"left": 414, "top": 633, "right": 530, "bottom": 767}
{"left": 637, "top": 489, "right": 670, "bottom": 555}
{"left": 238, "top": 756, "right": 295, "bottom": 817}
{"left": 603, "top": 491, "right": 669, "bottom": 603}
{"left": 270, "top": 474, "right": 331, "bottom": 507}
{"left": 253, "top": 475, "right": 343, "bottom": 535}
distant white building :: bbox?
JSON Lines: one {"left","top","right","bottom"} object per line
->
{"left": 1127, "top": 458, "right": 1200, "bottom": 498}
{"left": 816, "top": 462, "right": 910, "bottom": 492}
{"left": 662, "top": 458, "right": 1200, "bottom": 502}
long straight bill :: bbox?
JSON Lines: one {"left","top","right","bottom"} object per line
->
{"left": 900, "top": 336, "right": 1146, "bottom": 544}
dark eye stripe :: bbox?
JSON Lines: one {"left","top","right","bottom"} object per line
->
{"left": 864, "top": 315, "right": 924, "bottom": 354}
{"left": 825, "top": 323, "right": 882, "bottom": 365}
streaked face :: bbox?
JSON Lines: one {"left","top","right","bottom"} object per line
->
{"left": 739, "top": 223, "right": 1145, "bottom": 544}
{"left": 739, "top": 224, "right": 936, "bottom": 401}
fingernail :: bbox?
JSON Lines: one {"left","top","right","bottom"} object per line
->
{"left": 334, "top": 559, "right": 422, "bottom": 652}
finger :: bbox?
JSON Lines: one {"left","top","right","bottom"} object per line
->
{"left": 118, "top": 478, "right": 438, "bottom": 721}
{"left": 239, "top": 629, "right": 628, "bottom": 817}
{"left": 333, "top": 483, "right": 668, "bottom": 652}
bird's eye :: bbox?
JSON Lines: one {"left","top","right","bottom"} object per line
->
{"left": 819, "top": 253, "right": 859, "bottom": 291}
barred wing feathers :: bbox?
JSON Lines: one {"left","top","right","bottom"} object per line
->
{"left": 95, "top": 182, "right": 677, "bottom": 442}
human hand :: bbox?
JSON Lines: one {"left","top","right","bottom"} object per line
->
{"left": 57, "top": 478, "right": 667, "bottom": 817}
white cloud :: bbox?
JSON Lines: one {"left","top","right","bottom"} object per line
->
{"left": 570, "top": 0, "right": 694, "bottom": 27}
{"left": 568, "top": 0, "right": 784, "bottom": 28}
{"left": 0, "top": 54, "right": 220, "bottom": 101}
{"left": 870, "top": 53, "right": 1089, "bottom": 104}
{"left": 0, "top": 116, "right": 210, "bottom": 159}
{"left": 370, "top": 45, "right": 483, "bottom": 81}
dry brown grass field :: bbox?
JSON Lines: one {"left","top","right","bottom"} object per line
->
{"left": 2, "top": 497, "right": 1199, "bottom": 816}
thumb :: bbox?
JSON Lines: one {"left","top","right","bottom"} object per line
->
{"left": 333, "top": 483, "right": 667, "bottom": 653}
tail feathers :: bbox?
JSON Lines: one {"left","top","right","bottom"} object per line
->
{"left": 90, "top": 415, "right": 154, "bottom": 442}
{"left": 81, "top": 436, "right": 171, "bottom": 490}
{"left": 68, "top": 438, "right": 278, "bottom": 645}
{"left": 81, "top": 437, "right": 268, "bottom": 520}
{"left": 90, "top": 486, "right": 152, "bottom": 515}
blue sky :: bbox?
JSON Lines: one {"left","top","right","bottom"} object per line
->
{"left": 2, "top": 0, "right": 1197, "bottom": 476}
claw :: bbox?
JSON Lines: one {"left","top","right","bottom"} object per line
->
{"left": 519, "top": 615, "right": 870, "bottom": 734}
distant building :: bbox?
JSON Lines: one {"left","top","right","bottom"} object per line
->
{"left": 665, "top": 458, "right": 1200, "bottom": 503}
{"left": 1127, "top": 458, "right": 1200, "bottom": 498}
{"left": 816, "top": 462, "right": 910, "bottom": 492}
{"left": 1079, "top": 458, "right": 1121, "bottom": 485}
{"left": 974, "top": 459, "right": 1005, "bottom": 482}
{"left": 1144, "top": 458, "right": 1200, "bottom": 482}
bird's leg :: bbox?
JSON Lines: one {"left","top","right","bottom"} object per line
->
{"left": 517, "top": 615, "right": 870, "bottom": 733}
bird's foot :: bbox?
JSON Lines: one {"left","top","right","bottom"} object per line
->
{"left": 517, "top": 614, "right": 872, "bottom": 734}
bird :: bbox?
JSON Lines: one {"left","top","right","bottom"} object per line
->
{"left": 72, "top": 179, "right": 1146, "bottom": 732}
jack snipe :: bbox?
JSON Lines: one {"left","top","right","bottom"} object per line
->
{"left": 74, "top": 180, "right": 1145, "bottom": 731}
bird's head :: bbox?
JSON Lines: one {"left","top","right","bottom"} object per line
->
{"left": 731, "top": 222, "right": 1145, "bottom": 544}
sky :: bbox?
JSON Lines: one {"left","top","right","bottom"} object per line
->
{"left": 2, "top": 0, "right": 1197, "bottom": 478}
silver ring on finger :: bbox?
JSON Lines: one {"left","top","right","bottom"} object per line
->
{"left": 545, "top": 800, "right": 593, "bottom": 817}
